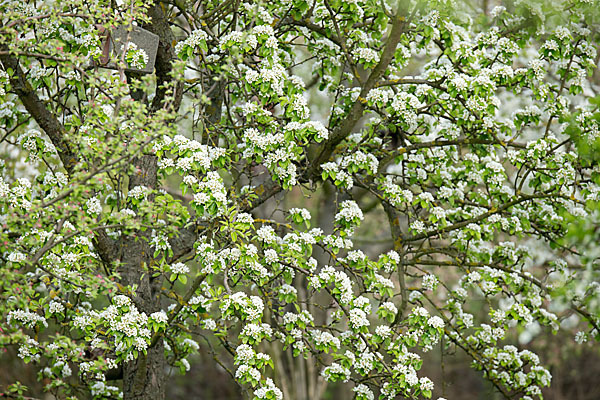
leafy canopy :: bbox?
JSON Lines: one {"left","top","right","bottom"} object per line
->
{"left": 1, "top": 0, "right": 599, "bottom": 399}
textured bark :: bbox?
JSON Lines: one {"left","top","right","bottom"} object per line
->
{"left": 119, "top": 155, "right": 165, "bottom": 400}
{"left": 382, "top": 202, "right": 408, "bottom": 322}
{"left": 117, "top": 3, "right": 192, "bottom": 395}
{"left": 143, "top": 4, "right": 184, "bottom": 113}
{"left": 0, "top": 48, "right": 78, "bottom": 173}
{"left": 119, "top": 3, "right": 186, "bottom": 396}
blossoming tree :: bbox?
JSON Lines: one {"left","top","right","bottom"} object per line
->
{"left": 1, "top": 0, "right": 599, "bottom": 399}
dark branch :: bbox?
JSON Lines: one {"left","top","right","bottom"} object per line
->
{"left": 0, "top": 48, "right": 78, "bottom": 173}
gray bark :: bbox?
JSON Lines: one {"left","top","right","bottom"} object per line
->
{"left": 119, "top": 155, "right": 165, "bottom": 400}
{"left": 118, "top": 3, "right": 185, "bottom": 396}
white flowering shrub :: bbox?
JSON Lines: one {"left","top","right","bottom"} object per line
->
{"left": 1, "top": 0, "right": 600, "bottom": 399}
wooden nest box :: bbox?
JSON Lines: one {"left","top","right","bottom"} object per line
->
{"left": 96, "top": 25, "right": 159, "bottom": 74}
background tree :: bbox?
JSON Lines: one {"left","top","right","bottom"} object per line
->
{"left": 1, "top": 1, "right": 599, "bottom": 400}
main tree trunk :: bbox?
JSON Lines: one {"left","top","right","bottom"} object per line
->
{"left": 120, "top": 155, "right": 165, "bottom": 400}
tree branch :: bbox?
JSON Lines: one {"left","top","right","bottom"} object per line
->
{"left": 403, "top": 193, "right": 555, "bottom": 243}
{"left": 0, "top": 49, "right": 78, "bottom": 173}
{"left": 143, "top": 3, "right": 184, "bottom": 113}
{"left": 305, "top": 5, "right": 410, "bottom": 181}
